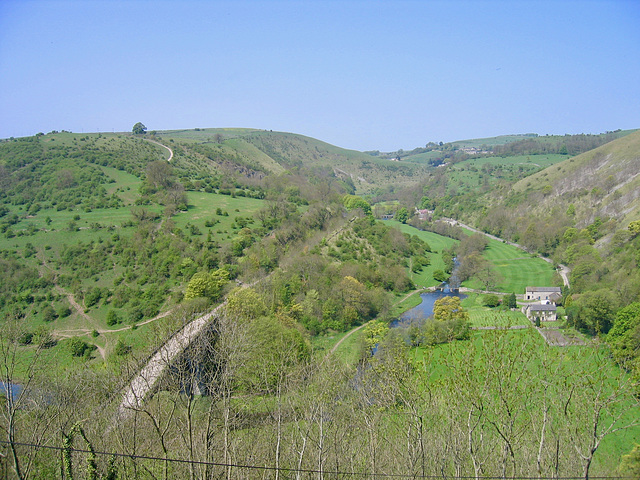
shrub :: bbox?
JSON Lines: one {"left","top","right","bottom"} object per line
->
{"left": 68, "top": 337, "right": 94, "bottom": 357}
{"left": 17, "top": 332, "right": 33, "bottom": 345}
{"left": 483, "top": 294, "right": 501, "bottom": 308}
{"left": 106, "top": 310, "right": 120, "bottom": 326}
{"left": 114, "top": 339, "right": 131, "bottom": 356}
{"left": 85, "top": 287, "right": 102, "bottom": 307}
{"left": 42, "top": 305, "right": 58, "bottom": 322}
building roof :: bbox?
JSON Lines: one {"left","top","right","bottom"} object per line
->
{"left": 528, "top": 304, "right": 557, "bottom": 311}
{"left": 525, "top": 287, "right": 562, "bottom": 292}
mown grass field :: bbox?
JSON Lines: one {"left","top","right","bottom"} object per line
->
{"left": 465, "top": 235, "right": 557, "bottom": 294}
{"left": 467, "top": 308, "right": 530, "bottom": 327}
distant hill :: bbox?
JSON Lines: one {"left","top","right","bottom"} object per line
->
{"left": 155, "top": 128, "right": 428, "bottom": 194}
{"left": 378, "top": 130, "right": 636, "bottom": 168}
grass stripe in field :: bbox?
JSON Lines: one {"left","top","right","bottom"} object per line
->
{"left": 467, "top": 309, "right": 530, "bottom": 328}
{"left": 479, "top": 237, "right": 555, "bottom": 293}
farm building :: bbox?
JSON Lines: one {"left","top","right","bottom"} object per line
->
{"left": 524, "top": 286, "right": 562, "bottom": 302}
{"left": 523, "top": 303, "right": 557, "bottom": 322}
{"left": 415, "top": 208, "right": 433, "bottom": 221}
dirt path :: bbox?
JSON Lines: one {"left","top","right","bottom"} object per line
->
{"left": 142, "top": 137, "right": 174, "bottom": 162}
{"left": 329, "top": 323, "right": 366, "bottom": 355}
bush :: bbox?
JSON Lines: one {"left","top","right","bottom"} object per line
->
{"left": 433, "top": 270, "right": 449, "bottom": 283}
{"left": 57, "top": 305, "right": 72, "bottom": 318}
{"left": 17, "top": 332, "right": 33, "bottom": 345}
{"left": 85, "top": 287, "right": 102, "bottom": 307}
{"left": 106, "top": 310, "right": 120, "bottom": 326}
{"left": 421, "top": 318, "right": 470, "bottom": 345}
{"left": 483, "top": 294, "right": 501, "bottom": 308}
{"left": 68, "top": 337, "right": 95, "bottom": 358}
{"left": 114, "top": 339, "right": 131, "bottom": 356}
{"left": 42, "top": 305, "right": 58, "bottom": 322}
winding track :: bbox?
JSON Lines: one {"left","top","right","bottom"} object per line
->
{"left": 142, "top": 137, "right": 174, "bottom": 162}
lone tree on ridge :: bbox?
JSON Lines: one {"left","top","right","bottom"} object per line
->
{"left": 132, "top": 122, "right": 147, "bottom": 135}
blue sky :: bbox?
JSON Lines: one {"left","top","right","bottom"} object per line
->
{"left": 1, "top": 0, "right": 638, "bottom": 151}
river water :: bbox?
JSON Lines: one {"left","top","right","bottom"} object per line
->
{"left": 0, "top": 382, "right": 23, "bottom": 401}
{"left": 394, "top": 288, "right": 467, "bottom": 328}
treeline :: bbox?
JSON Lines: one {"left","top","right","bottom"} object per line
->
{"left": 490, "top": 130, "right": 627, "bottom": 156}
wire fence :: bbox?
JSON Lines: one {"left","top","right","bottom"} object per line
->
{"left": 0, "top": 440, "right": 632, "bottom": 479}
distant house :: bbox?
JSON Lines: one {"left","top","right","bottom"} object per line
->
{"left": 523, "top": 303, "right": 557, "bottom": 322}
{"left": 415, "top": 209, "right": 433, "bottom": 221}
{"left": 381, "top": 214, "right": 394, "bottom": 220}
{"left": 524, "top": 287, "right": 562, "bottom": 302}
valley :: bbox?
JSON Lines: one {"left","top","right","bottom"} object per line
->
{"left": 0, "top": 127, "right": 639, "bottom": 478}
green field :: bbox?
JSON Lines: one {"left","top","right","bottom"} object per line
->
{"left": 385, "top": 220, "right": 458, "bottom": 288}
{"left": 410, "top": 329, "right": 640, "bottom": 472}
{"left": 173, "top": 191, "right": 266, "bottom": 236}
{"left": 466, "top": 234, "right": 557, "bottom": 293}
{"left": 386, "top": 221, "right": 555, "bottom": 293}
{"left": 467, "top": 308, "right": 530, "bottom": 327}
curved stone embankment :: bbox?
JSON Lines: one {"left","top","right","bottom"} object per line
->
{"left": 117, "top": 302, "right": 224, "bottom": 417}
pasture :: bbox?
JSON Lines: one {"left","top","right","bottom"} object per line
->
{"left": 466, "top": 235, "right": 557, "bottom": 293}
{"left": 385, "top": 220, "right": 458, "bottom": 288}
{"left": 410, "top": 328, "right": 640, "bottom": 472}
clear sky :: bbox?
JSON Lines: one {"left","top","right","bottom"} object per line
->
{"left": 1, "top": 0, "right": 638, "bottom": 151}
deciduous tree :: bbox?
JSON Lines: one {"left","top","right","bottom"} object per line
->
{"left": 132, "top": 122, "right": 147, "bottom": 135}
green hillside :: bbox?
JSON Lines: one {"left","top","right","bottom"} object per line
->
{"left": 155, "top": 128, "right": 427, "bottom": 194}
{"left": 511, "top": 129, "right": 640, "bottom": 226}
{"left": 2, "top": 126, "right": 640, "bottom": 478}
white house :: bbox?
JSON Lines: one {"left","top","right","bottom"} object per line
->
{"left": 524, "top": 287, "right": 562, "bottom": 302}
{"left": 523, "top": 303, "right": 557, "bottom": 322}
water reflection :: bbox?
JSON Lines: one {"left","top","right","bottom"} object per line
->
{"left": 393, "top": 287, "right": 467, "bottom": 329}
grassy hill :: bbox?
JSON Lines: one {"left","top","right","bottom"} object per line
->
{"left": 2, "top": 127, "right": 640, "bottom": 477}
{"left": 155, "top": 128, "right": 428, "bottom": 194}
{"left": 511, "top": 129, "right": 640, "bottom": 227}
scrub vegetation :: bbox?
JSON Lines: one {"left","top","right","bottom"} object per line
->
{"left": 1, "top": 127, "right": 639, "bottom": 478}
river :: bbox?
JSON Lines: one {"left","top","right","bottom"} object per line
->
{"left": 393, "top": 288, "right": 467, "bottom": 328}
{"left": 0, "top": 381, "right": 23, "bottom": 401}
